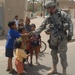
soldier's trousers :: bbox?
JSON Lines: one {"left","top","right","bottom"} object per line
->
{"left": 51, "top": 39, "right": 68, "bottom": 68}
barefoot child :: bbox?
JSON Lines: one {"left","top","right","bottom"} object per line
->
{"left": 15, "top": 40, "right": 30, "bottom": 75}
{"left": 30, "top": 23, "right": 41, "bottom": 65}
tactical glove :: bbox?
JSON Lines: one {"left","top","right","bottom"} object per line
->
{"left": 67, "top": 35, "right": 72, "bottom": 41}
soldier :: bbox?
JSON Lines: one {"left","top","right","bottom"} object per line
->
{"left": 31, "top": 1, "right": 73, "bottom": 75}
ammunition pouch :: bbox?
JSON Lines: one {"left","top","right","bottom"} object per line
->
{"left": 63, "top": 23, "right": 69, "bottom": 31}
{"left": 47, "top": 39, "right": 58, "bottom": 49}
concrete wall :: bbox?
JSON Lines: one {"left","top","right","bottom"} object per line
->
{"left": 0, "top": 1, "right": 4, "bottom": 35}
{"left": 59, "top": 1, "right": 75, "bottom": 8}
{"left": 59, "top": 0, "right": 75, "bottom": 18}
{"left": 70, "top": 9, "right": 75, "bottom": 18}
{"left": 0, "top": 0, "right": 5, "bottom": 2}
{"left": 4, "top": 0, "right": 27, "bottom": 34}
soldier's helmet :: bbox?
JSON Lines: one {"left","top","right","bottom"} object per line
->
{"left": 44, "top": 1, "right": 56, "bottom": 9}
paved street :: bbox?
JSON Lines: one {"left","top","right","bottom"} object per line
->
{"left": 0, "top": 16, "right": 75, "bottom": 75}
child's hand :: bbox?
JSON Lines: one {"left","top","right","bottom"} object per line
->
{"left": 25, "top": 33, "right": 30, "bottom": 36}
{"left": 22, "top": 33, "right": 30, "bottom": 37}
{"left": 27, "top": 54, "right": 30, "bottom": 57}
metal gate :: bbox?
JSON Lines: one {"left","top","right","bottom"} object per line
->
{"left": 0, "top": 2, "right": 4, "bottom": 35}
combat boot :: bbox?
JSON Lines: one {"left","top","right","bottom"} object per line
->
{"left": 62, "top": 68, "right": 66, "bottom": 75}
{"left": 47, "top": 64, "right": 57, "bottom": 75}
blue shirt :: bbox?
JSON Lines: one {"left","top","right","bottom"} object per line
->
{"left": 6, "top": 29, "right": 21, "bottom": 49}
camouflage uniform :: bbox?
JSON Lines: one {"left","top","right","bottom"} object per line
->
{"left": 33, "top": 1, "right": 73, "bottom": 75}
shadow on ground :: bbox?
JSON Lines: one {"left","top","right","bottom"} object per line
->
{"left": 38, "top": 52, "right": 50, "bottom": 61}
{"left": 24, "top": 64, "right": 50, "bottom": 75}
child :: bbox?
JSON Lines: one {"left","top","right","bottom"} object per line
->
{"left": 18, "top": 27, "right": 30, "bottom": 63}
{"left": 25, "top": 17, "right": 31, "bottom": 32}
{"left": 18, "top": 27, "right": 28, "bottom": 51}
{"left": 18, "top": 19, "right": 24, "bottom": 28}
{"left": 14, "top": 15, "right": 19, "bottom": 27}
{"left": 15, "top": 40, "right": 30, "bottom": 75}
{"left": 30, "top": 23, "right": 41, "bottom": 65}
{"left": 5, "top": 21, "right": 29, "bottom": 73}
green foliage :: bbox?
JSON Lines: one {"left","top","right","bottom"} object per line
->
{"left": 27, "top": 0, "right": 44, "bottom": 12}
